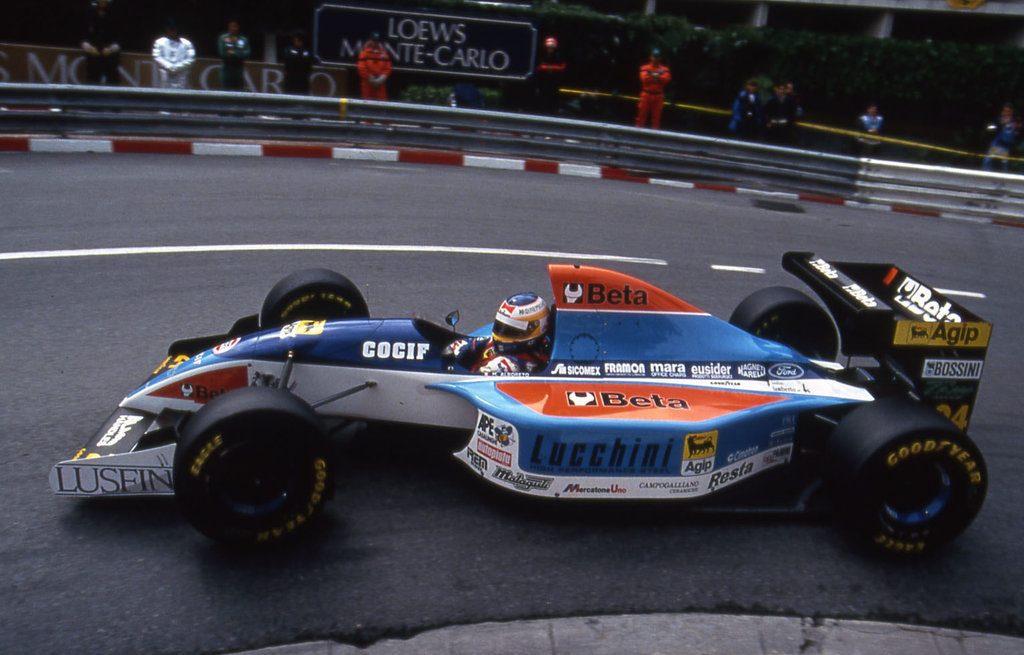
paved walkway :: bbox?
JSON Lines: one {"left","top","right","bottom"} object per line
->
{"left": 235, "top": 614, "right": 1024, "bottom": 655}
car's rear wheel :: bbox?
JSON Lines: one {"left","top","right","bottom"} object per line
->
{"left": 260, "top": 268, "right": 368, "bottom": 328}
{"left": 173, "top": 387, "right": 332, "bottom": 544}
{"left": 729, "top": 286, "right": 839, "bottom": 360}
{"left": 828, "top": 397, "right": 987, "bottom": 555}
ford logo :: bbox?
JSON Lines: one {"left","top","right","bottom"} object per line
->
{"left": 769, "top": 364, "right": 804, "bottom": 379}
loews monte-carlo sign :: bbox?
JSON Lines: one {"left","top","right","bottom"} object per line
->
{"left": 314, "top": 4, "right": 537, "bottom": 80}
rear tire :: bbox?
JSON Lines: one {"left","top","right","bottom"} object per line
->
{"left": 173, "top": 387, "right": 332, "bottom": 544}
{"left": 260, "top": 268, "right": 368, "bottom": 328}
{"left": 828, "top": 398, "right": 987, "bottom": 555}
{"left": 729, "top": 286, "right": 839, "bottom": 360}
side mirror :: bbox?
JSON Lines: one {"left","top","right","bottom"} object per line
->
{"left": 445, "top": 310, "right": 460, "bottom": 329}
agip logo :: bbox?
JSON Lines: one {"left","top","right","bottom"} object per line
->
{"left": 683, "top": 430, "right": 718, "bottom": 460}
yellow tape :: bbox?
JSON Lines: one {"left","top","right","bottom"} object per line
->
{"left": 340, "top": 97, "right": 348, "bottom": 121}
{"left": 557, "top": 87, "right": 1023, "bottom": 162}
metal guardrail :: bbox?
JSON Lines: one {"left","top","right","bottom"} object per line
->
{"left": 1, "top": 83, "right": 1021, "bottom": 221}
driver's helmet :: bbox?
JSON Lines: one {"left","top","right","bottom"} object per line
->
{"left": 492, "top": 292, "right": 550, "bottom": 354}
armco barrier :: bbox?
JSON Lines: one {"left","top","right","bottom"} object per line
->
{"left": 1, "top": 83, "right": 1021, "bottom": 222}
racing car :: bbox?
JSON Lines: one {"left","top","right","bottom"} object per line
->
{"left": 50, "top": 252, "right": 991, "bottom": 554}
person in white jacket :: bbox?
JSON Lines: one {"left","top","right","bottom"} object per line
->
{"left": 152, "top": 22, "right": 195, "bottom": 89}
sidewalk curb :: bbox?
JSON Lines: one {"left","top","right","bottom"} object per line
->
{"left": 231, "top": 613, "right": 1024, "bottom": 655}
{"left": 2, "top": 134, "right": 1019, "bottom": 229}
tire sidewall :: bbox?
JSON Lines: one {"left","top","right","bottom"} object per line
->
{"left": 174, "top": 387, "right": 331, "bottom": 543}
{"left": 260, "top": 268, "right": 368, "bottom": 328}
{"left": 829, "top": 399, "right": 987, "bottom": 554}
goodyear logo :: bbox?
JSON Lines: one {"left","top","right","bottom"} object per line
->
{"left": 892, "top": 320, "right": 991, "bottom": 348}
{"left": 683, "top": 430, "right": 718, "bottom": 460}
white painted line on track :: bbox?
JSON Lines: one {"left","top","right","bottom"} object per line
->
{"left": 711, "top": 264, "right": 766, "bottom": 274}
{"left": 0, "top": 244, "right": 667, "bottom": 266}
{"left": 935, "top": 288, "right": 987, "bottom": 299}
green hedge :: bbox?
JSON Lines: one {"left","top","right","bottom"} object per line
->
{"left": 383, "top": 0, "right": 1023, "bottom": 152}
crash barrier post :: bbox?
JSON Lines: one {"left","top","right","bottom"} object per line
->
{"left": 0, "top": 83, "right": 1021, "bottom": 222}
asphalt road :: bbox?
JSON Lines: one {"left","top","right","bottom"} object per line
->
{"left": 1, "top": 154, "right": 1022, "bottom": 654}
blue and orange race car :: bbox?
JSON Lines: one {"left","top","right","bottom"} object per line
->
{"left": 51, "top": 252, "right": 991, "bottom": 554}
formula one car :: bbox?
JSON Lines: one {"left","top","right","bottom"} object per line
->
{"left": 50, "top": 253, "right": 991, "bottom": 554}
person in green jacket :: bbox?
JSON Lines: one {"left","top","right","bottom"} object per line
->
{"left": 218, "top": 19, "right": 250, "bottom": 91}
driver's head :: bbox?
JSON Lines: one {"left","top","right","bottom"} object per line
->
{"left": 492, "top": 292, "right": 550, "bottom": 354}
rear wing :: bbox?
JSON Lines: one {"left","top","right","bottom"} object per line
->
{"left": 782, "top": 252, "right": 991, "bottom": 431}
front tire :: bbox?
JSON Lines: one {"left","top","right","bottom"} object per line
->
{"left": 828, "top": 398, "right": 987, "bottom": 555}
{"left": 729, "top": 286, "right": 839, "bottom": 360}
{"left": 173, "top": 387, "right": 332, "bottom": 544}
{"left": 260, "top": 268, "right": 369, "bottom": 328}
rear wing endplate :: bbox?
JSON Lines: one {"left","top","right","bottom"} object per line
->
{"left": 782, "top": 251, "right": 991, "bottom": 431}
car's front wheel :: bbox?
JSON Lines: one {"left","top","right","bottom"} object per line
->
{"left": 173, "top": 387, "right": 332, "bottom": 544}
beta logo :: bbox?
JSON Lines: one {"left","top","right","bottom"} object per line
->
{"left": 96, "top": 414, "right": 146, "bottom": 448}
{"left": 891, "top": 275, "right": 961, "bottom": 323}
{"left": 566, "top": 390, "right": 688, "bottom": 410}
{"left": 563, "top": 282, "right": 648, "bottom": 306}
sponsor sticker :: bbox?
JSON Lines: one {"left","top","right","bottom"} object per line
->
{"left": 361, "top": 340, "right": 431, "bottom": 360}
{"left": 737, "top": 363, "right": 766, "bottom": 379}
{"left": 279, "top": 320, "right": 326, "bottom": 339}
{"left": 549, "top": 362, "right": 602, "bottom": 377}
{"left": 726, "top": 445, "right": 758, "bottom": 463}
{"left": 52, "top": 465, "right": 174, "bottom": 495}
{"left": 648, "top": 362, "right": 688, "bottom": 378}
{"left": 769, "top": 364, "right": 804, "bottom": 379}
{"left": 921, "top": 359, "right": 984, "bottom": 380}
{"left": 212, "top": 337, "right": 241, "bottom": 355}
{"left": 526, "top": 434, "right": 678, "bottom": 476}
{"left": 690, "top": 363, "right": 733, "bottom": 379}
{"left": 96, "top": 414, "right": 146, "bottom": 448}
{"left": 890, "top": 274, "right": 961, "bottom": 322}
{"left": 466, "top": 448, "right": 488, "bottom": 474}
{"left": 476, "top": 438, "right": 513, "bottom": 467}
{"left": 892, "top": 321, "right": 990, "bottom": 348}
{"left": 808, "top": 257, "right": 880, "bottom": 308}
{"left": 639, "top": 479, "right": 701, "bottom": 495}
{"left": 603, "top": 362, "right": 647, "bottom": 377}
{"left": 683, "top": 430, "right": 718, "bottom": 459}
{"left": 149, "top": 366, "right": 249, "bottom": 404}
{"left": 562, "top": 281, "right": 648, "bottom": 306}
{"left": 561, "top": 483, "right": 627, "bottom": 495}
{"left": 707, "top": 460, "right": 754, "bottom": 492}
{"left": 475, "top": 412, "right": 517, "bottom": 447}
{"left": 769, "top": 380, "right": 809, "bottom": 394}
{"left": 492, "top": 466, "right": 553, "bottom": 492}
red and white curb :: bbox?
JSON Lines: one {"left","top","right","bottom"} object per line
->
{"left": 1, "top": 136, "right": 1016, "bottom": 228}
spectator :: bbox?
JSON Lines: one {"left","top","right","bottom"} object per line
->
{"left": 982, "top": 103, "right": 1021, "bottom": 172}
{"left": 763, "top": 83, "right": 796, "bottom": 144}
{"left": 449, "top": 82, "right": 484, "bottom": 109}
{"left": 856, "top": 102, "right": 884, "bottom": 157}
{"left": 282, "top": 30, "right": 314, "bottom": 95}
{"left": 152, "top": 21, "right": 195, "bottom": 89}
{"left": 81, "top": 0, "right": 120, "bottom": 86}
{"left": 218, "top": 19, "right": 250, "bottom": 91}
{"left": 635, "top": 47, "right": 671, "bottom": 129}
{"left": 729, "top": 79, "right": 763, "bottom": 140}
{"left": 357, "top": 32, "right": 392, "bottom": 101}
{"left": 533, "top": 36, "right": 566, "bottom": 115}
